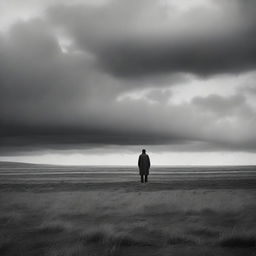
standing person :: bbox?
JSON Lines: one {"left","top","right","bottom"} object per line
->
{"left": 138, "top": 149, "right": 150, "bottom": 183}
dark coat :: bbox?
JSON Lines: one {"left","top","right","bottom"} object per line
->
{"left": 138, "top": 153, "right": 150, "bottom": 175}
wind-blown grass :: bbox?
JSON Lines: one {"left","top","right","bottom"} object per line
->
{"left": 0, "top": 180, "right": 256, "bottom": 256}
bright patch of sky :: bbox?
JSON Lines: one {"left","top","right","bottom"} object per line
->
{"left": 1, "top": 151, "right": 256, "bottom": 166}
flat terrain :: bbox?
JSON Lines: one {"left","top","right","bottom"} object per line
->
{"left": 0, "top": 162, "right": 256, "bottom": 256}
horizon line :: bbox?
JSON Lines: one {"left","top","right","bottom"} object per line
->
{"left": 0, "top": 160, "right": 256, "bottom": 168}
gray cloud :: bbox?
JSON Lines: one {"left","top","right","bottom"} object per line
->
{"left": 49, "top": 0, "right": 256, "bottom": 78}
{"left": 1, "top": 0, "right": 256, "bottom": 155}
{"left": 0, "top": 19, "right": 186, "bottom": 149}
{"left": 192, "top": 94, "right": 252, "bottom": 116}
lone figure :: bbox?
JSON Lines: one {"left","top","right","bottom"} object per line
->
{"left": 138, "top": 149, "right": 150, "bottom": 183}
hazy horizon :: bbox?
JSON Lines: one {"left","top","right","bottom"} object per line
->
{"left": 1, "top": 154, "right": 256, "bottom": 167}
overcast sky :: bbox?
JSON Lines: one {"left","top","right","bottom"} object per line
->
{"left": 1, "top": 0, "right": 256, "bottom": 165}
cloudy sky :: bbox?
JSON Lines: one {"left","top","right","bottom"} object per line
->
{"left": 1, "top": 0, "right": 256, "bottom": 165}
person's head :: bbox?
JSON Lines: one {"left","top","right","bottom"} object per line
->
{"left": 142, "top": 149, "right": 146, "bottom": 154}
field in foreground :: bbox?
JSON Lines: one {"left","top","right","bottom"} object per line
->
{"left": 0, "top": 162, "right": 256, "bottom": 256}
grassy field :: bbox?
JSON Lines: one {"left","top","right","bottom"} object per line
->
{"left": 0, "top": 163, "right": 256, "bottom": 256}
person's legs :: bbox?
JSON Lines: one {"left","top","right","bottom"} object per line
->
{"left": 145, "top": 175, "right": 148, "bottom": 183}
{"left": 140, "top": 175, "right": 144, "bottom": 183}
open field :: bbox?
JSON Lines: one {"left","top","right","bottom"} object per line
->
{"left": 0, "top": 162, "right": 256, "bottom": 256}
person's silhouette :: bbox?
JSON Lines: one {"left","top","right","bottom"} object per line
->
{"left": 138, "top": 149, "right": 150, "bottom": 183}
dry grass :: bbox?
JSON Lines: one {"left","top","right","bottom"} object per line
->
{"left": 0, "top": 186, "right": 256, "bottom": 255}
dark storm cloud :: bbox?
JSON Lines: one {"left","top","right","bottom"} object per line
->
{"left": 0, "top": 20, "right": 188, "bottom": 150}
{"left": 48, "top": 0, "right": 256, "bottom": 78}
{"left": 0, "top": 124, "right": 186, "bottom": 151}
{"left": 1, "top": 0, "right": 256, "bottom": 155}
